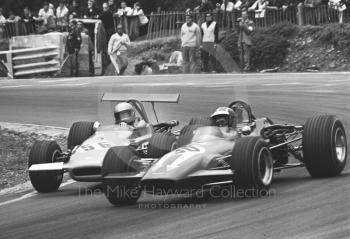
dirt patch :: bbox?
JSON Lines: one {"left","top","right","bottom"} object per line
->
{"left": 0, "top": 123, "right": 68, "bottom": 192}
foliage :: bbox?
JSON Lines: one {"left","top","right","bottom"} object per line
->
{"left": 314, "top": 23, "right": 350, "bottom": 55}
{"left": 221, "top": 25, "right": 291, "bottom": 70}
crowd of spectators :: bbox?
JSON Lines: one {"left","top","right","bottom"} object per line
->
{"left": 0, "top": 0, "right": 148, "bottom": 40}
{"left": 186, "top": 0, "right": 349, "bottom": 23}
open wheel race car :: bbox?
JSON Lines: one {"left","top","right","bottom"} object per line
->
{"left": 102, "top": 100, "right": 347, "bottom": 206}
{"left": 28, "top": 93, "right": 181, "bottom": 193}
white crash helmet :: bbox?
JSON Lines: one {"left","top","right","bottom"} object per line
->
{"left": 114, "top": 102, "right": 136, "bottom": 124}
{"left": 211, "top": 107, "right": 235, "bottom": 127}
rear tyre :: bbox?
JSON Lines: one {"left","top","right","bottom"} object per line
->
{"left": 231, "top": 137, "right": 273, "bottom": 197}
{"left": 102, "top": 146, "right": 142, "bottom": 206}
{"left": 67, "top": 121, "right": 95, "bottom": 150}
{"left": 147, "top": 133, "right": 176, "bottom": 158}
{"left": 303, "top": 115, "right": 347, "bottom": 177}
{"left": 177, "top": 125, "right": 201, "bottom": 148}
{"left": 28, "top": 141, "right": 63, "bottom": 193}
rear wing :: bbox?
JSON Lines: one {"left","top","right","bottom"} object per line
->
{"left": 101, "top": 93, "right": 180, "bottom": 103}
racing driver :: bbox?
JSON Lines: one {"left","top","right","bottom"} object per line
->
{"left": 114, "top": 102, "right": 147, "bottom": 129}
{"left": 210, "top": 107, "right": 238, "bottom": 140}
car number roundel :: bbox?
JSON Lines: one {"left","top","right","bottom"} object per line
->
{"left": 78, "top": 142, "right": 112, "bottom": 152}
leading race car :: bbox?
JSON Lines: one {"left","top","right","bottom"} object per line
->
{"left": 102, "top": 100, "right": 347, "bottom": 206}
{"left": 28, "top": 93, "right": 181, "bottom": 193}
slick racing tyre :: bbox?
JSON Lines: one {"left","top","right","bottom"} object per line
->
{"left": 67, "top": 121, "right": 95, "bottom": 150}
{"left": 147, "top": 133, "right": 177, "bottom": 158}
{"left": 177, "top": 125, "right": 201, "bottom": 148}
{"left": 303, "top": 115, "right": 347, "bottom": 177}
{"left": 102, "top": 146, "right": 142, "bottom": 206}
{"left": 28, "top": 141, "right": 63, "bottom": 193}
{"left": 230, "top": 137, "right": 273, "bottom": 197}
{"left": 189, "top": 117, "right": 214, "bottom": 126}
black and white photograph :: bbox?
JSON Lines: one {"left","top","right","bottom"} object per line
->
{"left": 0, "top": 0, "right": 349, "bottom": 238}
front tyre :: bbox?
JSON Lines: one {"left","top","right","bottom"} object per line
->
{"left": 147, "top": 133, "right": 176, "bottom": 158}
{"left": 67, "top": 121, "right": 95, "bottom": 150}
{"left": 303, "top": 115, "right": 347, "bottom": 177}
{"left": 102, "top": 146, "right": 142, "bottom": 206}
{"left": 231, "top": 137, "right": 273, "bottom": 196}
{"left": 28, "top": 141, "right": 63, "bottom": 193}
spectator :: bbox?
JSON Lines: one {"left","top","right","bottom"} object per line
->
{"left": 194, "top": 0, "right": 215, "bottom": 13}
{"left": 201, "top": 12, "right": 219, "bottom": 73}
{"left": 22, "top": 7, "right": 35, "bottom": 34}
{"left": 100, "top": 2, "right": 115, "bottom": 41}
{"left": 36, "top": 2, "right": 56, "bottom": 33}
{"left": 83, "top": 0, "right": 99, "bottom": 19}
{"left": 116, "top": 1, "right": 132, "bottom": 35}
{"left": 238, "top": 10, "right": 254, "bottom": 71}
{"left": 77, "top": 20, "right": 95, "bottom": 76}
{"left": 108, "top": 24, "right": 130, "bottom": 75}
{"left": 130, "top": 2, "right": 148, "bottom": 37}
{"left": 234, "top": 0, "right": 244, "bottom": 10}
{"left": 7, "top": 11, "right": 21, "bottom": 22}
{"left": 248, "top": 0, "right": 268, "bottom": 18}
{"left": 22, "top": 7, "right": 34, "bottom": 22}
{"left": 70, "top": 0, "right": 82, "bottom": 18}
{"left": 329, "top": 0, "right": 347, "bottom": 23}
{"left": 181, "top": 14, "right": 201, "bottom": 73}
{"left": 221, "top": 0, "right": 235, "bottom": 12}
{"left": 0, "top": 8, "right": 5, "bottom": 23}
{"left": 56, "top": 0, "right": 69, "bottom": 32}
{"left": 129, "top": 2, "right": 148, "bottom": 40}
{"left": 108, "top": 0, "right": 118, "bottom": 13}
{"left": 116, "top": 1, "right": 132, "bottom": 17}
{"left": 67, "top": 20, "right": 82, "bottom": 76}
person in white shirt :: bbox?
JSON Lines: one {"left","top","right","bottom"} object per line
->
{"left": 116, "top": 1, "right": 132, "bottom": 35}
{"left": 36, "top": 2, "right": 56, "bottom": 33}
{"left": 56, "top": 0, "right": 69, "bottom": 32}
{"left": 181, "top": 14, "right": 201, "bottom": 73}
{"left": 201, "top": 13, "right": 219, "bottom": 73}
{"left": 0, "top": 8, "right": 5, "bottom": 23}
{"left": 108, "top": 24, "right": 131, "bottom": 75}
{"left": 221, "top": 0, "right": 235, "bottom": 12}
{"left": 129, "top": 2, "right": 148, "bottom": 40}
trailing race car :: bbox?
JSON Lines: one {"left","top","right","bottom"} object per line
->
{"left": 102, "top": 100, "right": 347, "bottom": 206}
{"left": 28, "top": 93, "right": 180, "bottom": 193}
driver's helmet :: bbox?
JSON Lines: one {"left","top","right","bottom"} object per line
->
{"left": 114, "top": 102, "right": 136, "bottom": 124}
{"left": 211, "top": 107, "right": 235, "bottom": 127}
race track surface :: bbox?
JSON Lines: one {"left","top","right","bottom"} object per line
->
{"left": 0, "top": 73, "right": 349, "bottom": 239}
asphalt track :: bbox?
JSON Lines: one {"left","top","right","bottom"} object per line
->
{"left": 0, "top": 73, "right": 349, "bottom": 239}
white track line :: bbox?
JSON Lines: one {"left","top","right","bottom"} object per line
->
{"left": 0, "top": 84, "right": 33, "bottom": 89}
{"left": 0, "top": 180, "right": 75, "bottom": 207}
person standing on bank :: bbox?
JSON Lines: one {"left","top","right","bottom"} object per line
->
{"left": 238, "top": 9, "right": 254, "bottom": 72}
{"left": 201, "top": 12, "right": 219, "bottom": 73}
{"left": 67, "top": 20, "right": 82, "bottom": 77}
{"left": 108, "top": 24, "right": 131, "bottom": 76}
{"left": 181, "top": 14, "right": 202, "bottom": 74}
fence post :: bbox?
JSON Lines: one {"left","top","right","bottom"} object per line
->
{"left": 297, "top": 4, "right": 304, "bottom": 26}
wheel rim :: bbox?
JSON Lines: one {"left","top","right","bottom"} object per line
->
{"left": 335, "top": 128, "right": 347, "bottom": 163}
{"left": 52, "top": 149, "right": 63, "bottom": 181}
{"left": 258, "top": 147, "right": 273, "bottom": 186}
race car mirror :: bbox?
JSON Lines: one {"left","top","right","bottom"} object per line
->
{"left": 93, "top": 121, "right": 101, "bottom": 131}
{"left": 241, "top": 125, "right": 252, "bottom": 136}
